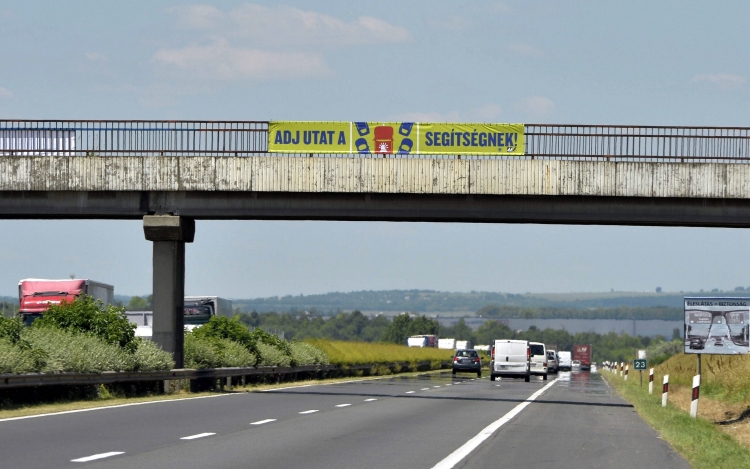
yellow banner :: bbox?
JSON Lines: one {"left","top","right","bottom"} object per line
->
{"left": 268, "top": 121, "right": 524, "bottom": 156}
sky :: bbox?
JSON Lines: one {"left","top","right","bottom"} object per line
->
{"left": 0, "top": 1, "right": 749, "bottom": 298}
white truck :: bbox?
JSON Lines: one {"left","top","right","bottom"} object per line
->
{"left": 490, "top": 339, "right": 530, "bottom": 382}
{"left": 557, "top": 351, "right": 572, "bottom": 371}
{"left": 127, "top": 296, "right": 233, "bottom": 338}
{"left": 438, "top": 338, "right": 457, "bottom": 349}
{"left": 455, "top": 340, "right": 473, "bottom": 350}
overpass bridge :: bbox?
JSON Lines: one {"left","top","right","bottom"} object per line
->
{"left": 2, "top": 120, "right": 750, "bottom": 364}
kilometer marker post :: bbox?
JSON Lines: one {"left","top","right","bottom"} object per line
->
{"left": 690, "top": 374, "right": 701, "bottom": 418}
{"left": 648, "top": 368, "right": 654, "bottom": 394}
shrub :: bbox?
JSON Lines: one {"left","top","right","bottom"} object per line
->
{"left": 183, "top": 333, "right": 255, "bottom": 369}
{"left": 34, "top": 295, "right": 137, "bottom": 352}
{"left": 131, "top": 339, "right": 174, "bottom": 371}
{"left": 191, "top": 316, "right": 259, "bottom": 359}
{"left": 256, "top": 342, "right": 291, "bottom": 367}
{"left": 25, "top": 327, "right": 133, "bottom": 373}
{"left": 290, "top": 341, "right": 329, "bottom": 366}
{"left": 0, "top": 338, "right": 39, "bottom": 374}
{"left": 0, "top": 317, "right": 23, "bottom": 345}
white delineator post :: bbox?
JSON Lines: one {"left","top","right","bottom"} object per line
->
{"left": 648, "top": 368, "right": 654, "bottom": 394}
{"left": 662, "top": 374, "right": 669, "bottom": 407}
{"left": 620, "top": 362, "right": 623, "bottom": 377}
{"left": 624, "top": 365, "right": 629, "bottom": 381}
{"left": 690, "top": 374, "right": 701, "bottom": 418}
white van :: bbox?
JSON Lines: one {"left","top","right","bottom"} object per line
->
{"left": 557, "top": 351, "right": 572, "bottom": 371}
{"left": 529, "top": 342, "right": 548, "bottom": 380}
{"left": 490, "top": 339, "right": 530, "bottom": 382}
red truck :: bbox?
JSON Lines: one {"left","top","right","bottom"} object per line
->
{"left": 18, "top": 279, "right": 114, "bottom": 325}
{"left": 573, "top": 344, "right": 592, "bottom": 371}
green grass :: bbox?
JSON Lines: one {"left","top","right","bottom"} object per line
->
{"left": 650, "top": 353, "right": 750, "bottom": 404}
{"left": 306, "top": 339, "right": 453, "bottom": 365}
{"left": 603, "top": 370, "right": 750, "bottom": 469}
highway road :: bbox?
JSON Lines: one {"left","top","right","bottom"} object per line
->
{"left": 0, "top": 371, "right": 689, "bottom": 469}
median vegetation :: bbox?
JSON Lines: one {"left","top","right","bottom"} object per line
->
{"left": 307, "top": 339, "right": 452, "bottom": 367}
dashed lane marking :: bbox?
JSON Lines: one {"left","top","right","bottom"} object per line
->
{"left": 299, "top": 410, "right": 319, "bottom": 414}
{"left": 180, "top": 433, "right": 215, "bottom": 440}
{"left": 335, "top": 404, "right": 352, "bottom": 408}
{"left": 405, "top": 391, "right": 416, "bottom": 394}
{"left": 250, "top": 419, "right": 276, "bottom": 425}
{"left": 71, "top": 452, "right": 124, "bottom": 463}
{"left": 364, "top": 398, "right": 377, "bottom": 402}
{"left": 421, "top": 388, "right": 430, "bottom": 391}
{"left": 431, "top": 378, "right": 559, "bottom": 469}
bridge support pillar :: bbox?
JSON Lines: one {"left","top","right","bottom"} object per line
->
{"left": 143, "top": 215, "right": 195, "bottom": 368}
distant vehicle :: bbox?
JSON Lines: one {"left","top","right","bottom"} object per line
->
{"left": 407, "top": 335, "right": 437, "bottom": 347}
{"left": 572, "top": 360, "right": 581, "bottom": 371}
{"left": 183, "top": 296, "right": 233, "bottom": 327}
{"left": 125, "top": 296, "right": 233, "bottom": 339}
{"left": 546, "top": 350, "right": 558, "bottom": 373}
{"left": 452, "top": 349, "right": 482, "bottom": 377}
{"left": 490, "top": 339, "right": 530, "bottom": 382}
{"left": 455, "top": 340, "right": 473, "bottom": 350}
{"left": 573, "top": 344, "right": 592, "bottom": 371}
{"left": 557, "top": 351, "right": 572, "bottom": 371}
{"left": 529, "top": 342, "right": 548, "bottom": 380}
{"left": 438, "top": 338, "right": 457, "bottom": 350}
{"left": 689, "top": 337, "right": 706, "bottom": 350}
{"left": 18, "top": 279, "right": 114, "bottom": 325}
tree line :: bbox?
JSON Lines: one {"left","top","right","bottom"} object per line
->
{"left": 235, "top": 310, "right": 670, "bottom": 363}
{"left": 476, "top": 304, "right": 682, "bottom": 320}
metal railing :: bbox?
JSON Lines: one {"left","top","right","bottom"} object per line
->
{"left": 1, "top": 120, "right": 749, "bottom": 162}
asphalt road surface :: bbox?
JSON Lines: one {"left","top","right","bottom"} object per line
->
{"left": 1, "top": 371, "right": 689, "bottom": 469}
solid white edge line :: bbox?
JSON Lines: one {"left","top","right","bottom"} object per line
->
{"left": 299, "top": 410, "right": 319, "bottom": 414}
{"left": 180, "top": 433, "right": 216, "bottom": 440}
{"left": 250, "top": 419, "right": 276, "bottom": 425}
{"left": 430, "top": 378, "right": 559, "bottom": 469}
{"left": 0, "top": 393, "right": 240, "bottom": 423}
{"left": 335, "top": 404, "right": 351, "bottom": 407}
{"left": 71, "top": 452, "right": 124, "bottom": 462}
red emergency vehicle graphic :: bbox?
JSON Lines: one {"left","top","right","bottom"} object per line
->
{"left": 374, "top": 126, "right": 394, "bottom": 154}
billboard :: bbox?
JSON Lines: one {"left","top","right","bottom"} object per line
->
{"left": 268, "top": 121, "right": 524, "bottom": 156}
{"left": 684, "top": 297, "right": 750, "bottom": 354}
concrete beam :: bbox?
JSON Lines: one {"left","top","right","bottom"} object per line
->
{"left": 144, "top": 215, "right": 194, "bottom": 368}
{"left": 3, "top": 191, "right": 750, "bottom": 228}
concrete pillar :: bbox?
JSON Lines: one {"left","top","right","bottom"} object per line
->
{"left": 143, "top": 215, "right": 195, "bottom": 368}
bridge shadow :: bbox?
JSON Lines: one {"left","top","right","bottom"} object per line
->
{"left": 259, "top": 389, "right": 634, "bottom": 408}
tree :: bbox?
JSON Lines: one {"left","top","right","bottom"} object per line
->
{"left": 655, "top": 287, "right": 662, "bottom": 293}
{"left": 127, "top": 295, "right": 152, "bottom": 311}
{"left": 672, "top": 328, "right": 682, "bottom": 340}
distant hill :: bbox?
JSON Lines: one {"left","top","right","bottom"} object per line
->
{"left": 231, "top": 289, "right": 750, "bottom": 316}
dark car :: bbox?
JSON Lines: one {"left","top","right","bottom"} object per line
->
{"left": 689, "top": 337, "right": 706, "bottom": 350}
{"left": 453, "top": 349, "right": 482, "bottom": 377}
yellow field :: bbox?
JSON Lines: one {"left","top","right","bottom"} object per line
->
{"left": 306, "top": 340, "right": 454, "bottom": 365}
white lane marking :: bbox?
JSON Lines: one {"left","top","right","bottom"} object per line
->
{"left": 431, "top": 379, "right": 558, "bottom": 469}
{"left": 364, "top": 398, "right": 377, "bottom": 402}
{"left": 180, "top": 433, "right": 215, "bottom": 440}
{"left": 433, "top": 386, "right": 441, "bottom": 388}
{"left": 71, "top": 452, "right": 124, "bottom": 463}
{"left": 262, "top": 376, "right": 385, "bottom": 392}
{"left": 251, "top": 419, "right": 276, "bottom": 425}
{"left": 405, "top": 391, "right": 415, "bottom": 394}
{"left": 299, "top": 410, "right": 319, "bottom": 414}
{"left": 335, "top": 404, "right": 351, "bottom": 408}
{"left": 445, "top": 384, "right": 452, "bottom": 386}
{"left": 0, "top": 393, "right": 241, "bottom": 423}
{"left": 421, "top": 388, "right": 430, "bottom": 391}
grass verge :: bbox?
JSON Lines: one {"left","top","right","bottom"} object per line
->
{"left": 603, "top": 370, "right": 750, "bottom": 469}
{"left": 306, "top": 339, "right": 453, "bottom": 365}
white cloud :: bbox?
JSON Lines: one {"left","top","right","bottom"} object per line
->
{"left": 0, "top": 87, "right": 13, "bottom": 99}
{"left": 169, "top": 4, "right": 223, "bottom": 30}
{"left": 692, "top": 73, "right": 746, "bottom": 88}
{"left": 85, "top": 52, "right": 107, "bottom": 61}
{"left": 153, "top": 38, "right": 331, "bottom": 81}
{"left": 168, "top": 4, "right": 410, "bottom": 46}
{"left": 506, "top": 43, "right": 544, "bottom": 58}
{"left": 515, "top": 96, "right": 554, "bottom": 119}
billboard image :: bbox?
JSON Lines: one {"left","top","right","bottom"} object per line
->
{"left": 268, "top": 121, "right": 525, "bottom": 156}
{"left": 684, "top": 297, "right": 750, "bottom": 354}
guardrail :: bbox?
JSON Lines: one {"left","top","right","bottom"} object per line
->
{"left": 1, "top": 120, "right": 748, "bottom": 162}
{"left": 0, "top": 361, "right": 450, "bottom": 390}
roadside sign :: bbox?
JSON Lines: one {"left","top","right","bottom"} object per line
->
{"left": 637, "top": 349, "right": 647, "bottom": 359}
{"left": 634, "top": 359, "right": 648, "bottom": 370}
